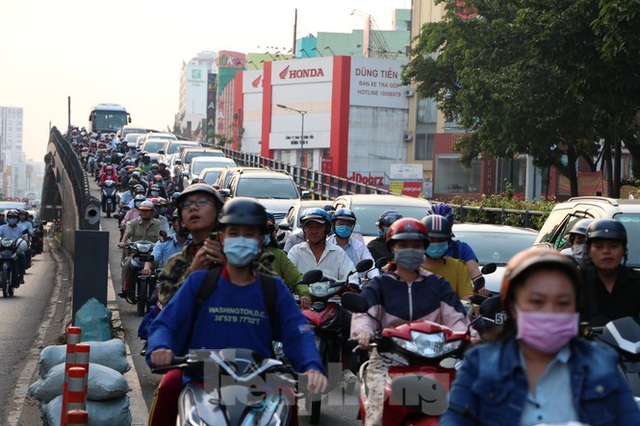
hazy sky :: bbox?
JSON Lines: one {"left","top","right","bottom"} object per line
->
{"left": 0, "top": 0, "right": 410, "bottom": 162}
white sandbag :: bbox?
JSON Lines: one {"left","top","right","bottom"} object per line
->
{"left": 29, "top": 362, "right": 130, "bottom": 403}
{"left": 39, "top": 339, "right": 130, "bottom": 378}
{"left": 43, "top": 394, "right": 132, "bottom": 426}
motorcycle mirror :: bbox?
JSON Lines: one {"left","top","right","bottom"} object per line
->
{"left": 472, "top": 276, "right": 485, "bottom": 291}
{"left": 479, "top": 295, "right": 503, "bottom": 317}
{"left": 481, "top": 263, "right": 497, "bottom": 275}
{"left": 113, "top": 214, "right": 120, "bottom": 220}
{"left": 355, "top": 258, "right": 374, "bottom": 273}
{"left": 375, "top": 258, "right": 388, "bottom": 270}
{"left": 277, "top": 222, "right": 291, "bottom": 231}
{"left": 276, "top": 232, "right": 286, "bottom": 242}
{"left": 341, "top": 292, "right": 369, "bottom": 313}
{"left": 302, "top": 269, "right": 323, "bottom": 284}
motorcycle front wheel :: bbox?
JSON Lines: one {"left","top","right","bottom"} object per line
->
{"left": 2, "top": 265, "right": 13, "bottom": 298}
{"left": 136, "top": 279, "right": 147, "bottom": 316}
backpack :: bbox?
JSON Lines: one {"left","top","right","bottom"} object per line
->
{"left": 182, "top": 267, "right": 279, "bottom": 355}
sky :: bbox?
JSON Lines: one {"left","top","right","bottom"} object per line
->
{"left": 0, "top": 0, "right": 410, "bottom": 162}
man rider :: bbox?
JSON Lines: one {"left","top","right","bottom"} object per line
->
{"left": 580, "top": 219, "right": 640, "bottom": 326}
{"left": 0, "top": 210, "right": 27, "bottom": 285}
{"left": 147, "top": 198, "right": 327, "bottom": 425}
{"left": 367, "top": 210, "right": 403, "bottom": 264}
{"left": 118, "top": 201, "right": 163, "bottom": 301}
{"left": 142, "top": 210, "right": 191, "bottom": 273}
{"left": 327, "top": 208, "right": 379, "bottom": 280}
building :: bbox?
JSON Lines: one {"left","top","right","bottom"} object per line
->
{"left": 177, "top": 51, "right": 217, "bottom": 138}
{"left": 233, "top": 56, "right": 421, "bottom": 196}
{"left": 0, "top": 106, "right": 26, "bottom": 198}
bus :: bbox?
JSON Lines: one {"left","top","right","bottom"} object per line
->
{"left": 88, "top": 103, "right": 131, "bottom": 133}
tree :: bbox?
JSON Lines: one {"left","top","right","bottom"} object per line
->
{"left": 404, "top": 0, "right": 640, "bottom": 196}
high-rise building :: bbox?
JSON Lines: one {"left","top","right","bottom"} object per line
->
{"left": 0, "top": 106, "right": 25, "bottom": 197}
{"left": 177, "top": 51, "right": 217, "bottom": 138}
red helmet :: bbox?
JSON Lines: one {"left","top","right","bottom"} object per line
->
{"left": 386, "top": 218, "right": 429, "bottom": 249}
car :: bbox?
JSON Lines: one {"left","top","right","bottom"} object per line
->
{"left": 535, "top": 196, "right": 640, "bottom": 269}
{"left": 119, "top": 125, "right": 148, "bottom": 139}
{"left": 214, "top": 166, "right": 263, "bottom": 190}
{"left": 124, "top": 132, "right": 146, "bottom": 147}
{"left": 173, "top": 147, "right": 226, "bottom": 190}
{"left": 332, "top": 194, "right": 433, "bottom": 244}
{"left": 185, "top": 157, "right": 237, "bottom": 188}
{"left": 198, "top": 167, "right": 228, "bottom": 185}
{"left": 452, "top": 223, "right": 538, "bottom": 293}
{"left": 142, "top": 132, "right": 178, "bottom": 143}
{"left": 140, "top": 139, "right": 170, "bottom": 163}
{"left": 226, "top": 169, "right": 310, "bottom": 223}
{"left": 165, "top": 140, "right": 201, "bottom": 166}
{"left": 276, "top": 200, "right": 332, "bottom": 246}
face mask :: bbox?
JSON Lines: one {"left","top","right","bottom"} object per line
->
{"left": 7, "top": 218, "right": 18, "bottom": 226}
{"left": 334, "top": 225, "right": 353, "bottom": 239}
{"left": 572, "top": 244, "right": 585, "bottom": 264}
{"left": 151, "top": 191, "right": 159, "bottom": 197}
{"left": 264, "top": 234, "right": 271, "bottom": 246}
{"left": 426, "top": 242, "right": 449, "bottom": 259}
{"left": 223, "top": 237, "right": 260, "bottom": 267}
{"left": 516, "top": 308, "right": 578, "bottom": 354}
{"left": 394, "top": 248, "right": 425, "bottom": 271}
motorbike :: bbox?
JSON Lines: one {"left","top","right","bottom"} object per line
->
{"left": 124, "top": 240, "right": 156, "bottom": 315}
{"left": 152, "top": 348, "right": 299, "bottom": 425}
{"left": 100, "top": 179, "right": 119, "bottom": 218}
{"left": 584, "top": 317, "right": 640, "bottom": 406}
{"left": 298, "top": 258, "right": 373, "bottom": 425}
{"left": 341, "top": 291, "right": 473, "bottom": 425}
{"left": 0, "top": 237, "right": 27, "bottom": 298}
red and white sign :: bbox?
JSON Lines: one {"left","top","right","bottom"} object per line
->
{"left": 272, "top": 57, "right": 333, "bottom": 85}
{"left": 349, "top": 172, "right": 385, "bottom": 186}
{"left": 349, "top": 58, "right": 409, "bottom": 109}
{"left": 242, "top": 70, "right": 263, "bottom": 93}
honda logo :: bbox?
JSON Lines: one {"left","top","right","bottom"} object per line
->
{"left": 279, "top": 65, "right": 325, "bottom": 80}
{"left": 251, "top": 75, "right": 262, "bottom": 88}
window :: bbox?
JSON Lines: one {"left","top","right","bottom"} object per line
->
{"left": 434, "top": 155, "right": 481, "bottom": 194}
{"left": 497, "top": 157, "right": 527, "bottom": 194}
{"left": 414, "top": 133, "right": 433, "bottom": 161}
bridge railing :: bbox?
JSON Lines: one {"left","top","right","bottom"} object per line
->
{"left": 220, "top": 147, "right": 392, "bottom": 199}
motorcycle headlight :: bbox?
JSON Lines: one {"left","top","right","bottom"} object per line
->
{"left": 1, "top": 239, "right": 13, "bottom": 248}
{"left": 137, "top": 243, "right": 154, "bottom": 253}
{"left": 308, "top": 282, "right": 338, "bottom": 298}
{"left": 392, "top": 331, "right": 463, "bottom": 358}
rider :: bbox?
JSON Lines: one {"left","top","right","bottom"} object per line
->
{"left": 17, "top": 210, "right": 33, "bottom": 268}
{"left": 117, "top": 200, "right": 163, "bottom": 301}
{"left": 421, "top": 214, "right": 475, "bottom": 300}
{"left": 0, "top": 210, "right": 27, "bottom": 286}
{"left": 98, "top": 164, "right": 120, "bottom": 185}
{"left": 580, "top": 219, "right": 640, "bottom": 327}
{"left": 142, "top": 210, "right": 191, "bottom": 273}
{"left": 121, "top": 194, "right": 146, "bottom": 228}
{"left": 427, "top": 203, "right": 482, "bottom": 281}
{"left": 147, "top": 197, "right": 327, "bottom": 425}
{"left": 327, "top": 208, "right": 379, "bottom": 280}
{"left": 283, "top": 204, "right": 335, "bottom": 253}
{"left": 367, "top": 209, "right": 403, "bottom": 264}
{"left": 352, "top": 218, "right": 470, "bottom": 426}
{"left": 559, "top": 218, "right": 594, "bottom": 267}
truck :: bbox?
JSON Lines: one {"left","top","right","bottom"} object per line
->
{"left": 88, "top": 103, "right": 131, "bottom": 134}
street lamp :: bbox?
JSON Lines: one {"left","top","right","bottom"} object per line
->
{"left": 276, "top": 104, "right": 307, "bottom": 167}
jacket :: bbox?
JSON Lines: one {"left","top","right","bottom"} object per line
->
{"left": 351, "top": 269, "right": 469, "bottom": 338}
{"left": 262, "top": 247, "right": 309, "bottom": 297}
{"left": 440, "top": 338, "right": 640, "bottom": 426}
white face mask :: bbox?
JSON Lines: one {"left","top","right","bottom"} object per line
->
{"left": 572, "top": 244, "right": 585, "bottom": 264}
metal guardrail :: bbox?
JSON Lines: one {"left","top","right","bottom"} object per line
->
{"left": 50, "top": 127, "right": 100, "bottom": 229}
{"left": 220, "top": 147, "right": 392, "bottom": 200}
{"left": 448, "top": 203, "right": 547, "bottom": 229}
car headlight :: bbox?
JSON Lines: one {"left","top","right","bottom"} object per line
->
{"left": 392, "top": 331, "right": 463, "bottom": 358}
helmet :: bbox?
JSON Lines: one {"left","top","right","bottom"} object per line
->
{"left": 586, "top": 219, "right": 627, "bottom": 245}
{"left": 134, "top": 194, "right": 146, "bottom": 203}
{"left": 171, "top": 192, "right": 181, "bottom": 200}
{"left": 265, "top": 211, "right": 276, "bottom": 232}
{"left": 149, "top": 197, "right": 161, "bottom": 206}
{"left": 219, "top": 198, "right": 267, "bottom": 231}
{"left": 569, "top": 218, "right": 595, "bottom": 237}
{"left": 134, "top": 184, "right": 145, "bottom": 194}
{"left": 175, "top": 183, "right": 224, "bottom": 209}
{"left": 151, "top": 163, "right": 159, "bottom": 170}
{"left": 6, "top": 210, "right": 18, "bottom": 218}
{"left": 420, "top": 214, "right": 453, "bottom": 240}
{"left": 376, "top": 210, "right": 403, "bottom": 228}
{"left": 427, "top": 203, "right": 455, "bottom": 224}
{"left": 501, "top": 248, "right": 580, "bottom": 304}
{"left": 138, "top": 201, "right": 154, "bottom": 211}
{"left": 153, "top": 175, "right": 163, "bottom": 182}
{"left": 332, "top": 208, "right": 356, "bottom": 224}
{"left": 300, "top": 208, "right": 331, "bottom": 226}
{"left": 18, "top": 209, "right": 28, "bottom": 216}
{"left": 158, "top": 197, "right": 168, "bottom": 206}
{"left": 150, "top": 184, "right": 161, "bottom": 191}
{"left": 105, "top": 165, "right": 114, "bottom": 171}
{"left": 385, "top": 218, "right": 429, "bottom": 249}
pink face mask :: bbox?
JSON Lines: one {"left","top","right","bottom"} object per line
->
{"left": 516, "top": 308, "right": 579, "bottom": 354}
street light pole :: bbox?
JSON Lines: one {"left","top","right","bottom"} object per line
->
{"left": 276, "top": 104, "right": 307, "bottom": 167}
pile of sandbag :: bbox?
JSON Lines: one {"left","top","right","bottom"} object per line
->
{"left": 28, "top": 339, "right": 132, "bottom": 426}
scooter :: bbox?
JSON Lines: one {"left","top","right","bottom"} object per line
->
{"left": 100, "top": 179, "right": 118, "bottom": 218}
{"left": 341, "top": 291, "right": 474, "bottom": 425}
{"left": 299, "top": 258, "right": 373, "bottom": 425}
{"left": 124, "top": 240, "right": 156, "bottom": 315}
{"left": 0, "top": 237, "right": 28, "bottom": 298}
{"left": 151, "top": 348, "right": 299, "bottom": 425}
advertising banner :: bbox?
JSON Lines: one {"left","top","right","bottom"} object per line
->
{"left": 206, "top": 73, "right": 217, "bottom": 144}
{"left": 271, "top": 57, "right": 334, "bottom": 85}
{"left": 217, "top": 50, "right": 246, "bottom": 69}
{"left": 349, "top": 58, "right": 409, "bottom": 109}
{"left": 389, "top": 163, "right": 423, "bottom": 180}
{"left": 389, "top": 181, "right": 423, "bottom": 197}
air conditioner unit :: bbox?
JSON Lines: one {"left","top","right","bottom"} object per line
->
{"left": 403, "top": 132, "right": 414, "bottom": 142}
{"left": 405, "top": 88, "right": 415, "bottom": 97}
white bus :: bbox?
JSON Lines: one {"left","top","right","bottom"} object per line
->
{"left": 88, "top": 103, "right": 131, "bottom": 134}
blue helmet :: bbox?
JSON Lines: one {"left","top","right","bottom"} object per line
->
{"left": 332, "top": 208, "right": 356, "bottom": 224}
{"left": 376, "top": 210, "right": 403, "bottom": 228}
{"left": 300, "top": 208, "right": 331, "bottom": 226}
{"left": 427, "top": 203, "right": 455, "bottom": 224}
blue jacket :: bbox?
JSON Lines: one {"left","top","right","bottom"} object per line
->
{"left": 441, "top": 338, "right": 640, "bottom": 426}
{"left": 146, "top": 269, "right": 322, "bottom": 374}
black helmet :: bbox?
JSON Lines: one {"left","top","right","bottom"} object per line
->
{"left": 376, "top": 210, "right": 403, "bottom": 228}
{"left": 421, "top": 214, "right": 453, "bottom": 240}
{"left": 176, "top": 183, "right": 224, "bottom": 209}
{"left": 586, "top": 219, "right": 627, "bottom": 245}
{"left": 219, "top": 197, "right": 267, "bottom": 231}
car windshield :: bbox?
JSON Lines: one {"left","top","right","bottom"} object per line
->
{"left": 185, "top": 151, "right": 224, "bottom": 163}
{"left": 452, "top": 229, "right": 537, "bottom": 265}
{"left": 350, "top": 205, "right": 431, "bottom": 236}
{"left": 201, "top": 170, "right": 222, "bottom": 185}
{"left": 614, "top": 213, "right": 640, "bottom": 268}
{"left": 143, "top": 141, "right": 167, "bottom": 153}
{"left": 168, "top": 142, "right": 197, "bottom": 155}
{"left": 126, "top": 133, "right": 144, "bottom": 143}
{"left": 192, "top": 159, "right": 235, "bottom": 175}
{"left": 236, "top": 178, "right": 298, "bottom": 199}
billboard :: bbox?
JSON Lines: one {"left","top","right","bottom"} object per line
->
{"left": 271, "top": 57, "right": 334, "bottom": 85}
{"left": 217, "top": 50, "right": 246, "bottom": 69}
{"left": 349, "top": 58, "right": 409, "bottom": 109}
{"left": 242, "top": 70, "right": 263, "bottom": 93}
